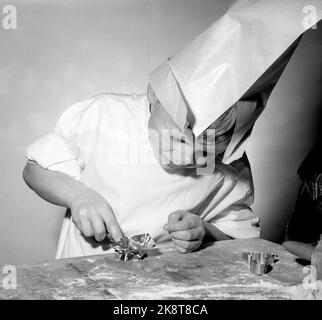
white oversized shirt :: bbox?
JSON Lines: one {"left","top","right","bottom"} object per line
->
{"left": 27, "top": 93, "right": 259, "bottom": 259}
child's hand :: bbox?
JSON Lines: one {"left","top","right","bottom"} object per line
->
{"left": 164, "top": 210, "right": 205, "bottom": 253}
{"left": 68, "top": 188, "right": 123, "bottom": 242}
{"left": 283, "top": 241, "right": 315, "bottom": 261}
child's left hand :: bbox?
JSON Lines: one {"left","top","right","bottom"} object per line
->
{"left": 164, "top": 210, "right": 206, "bottom": 253}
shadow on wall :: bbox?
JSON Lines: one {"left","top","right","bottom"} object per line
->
{"left": 248, "top": 21, "right": 322, "bottom": 244}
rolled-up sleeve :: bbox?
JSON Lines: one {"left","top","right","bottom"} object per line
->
{"left": 26, "top": 97, "right": 97, "bottom": 180}
{"left": 211, "top": 210, "right": 260, "bottom": 239}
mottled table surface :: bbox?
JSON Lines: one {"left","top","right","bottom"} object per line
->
{"left": 0, "top": 238, "right": 318, "bottom": 300}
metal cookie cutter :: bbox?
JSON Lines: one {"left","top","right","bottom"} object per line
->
{"left": 109, "top": 233, "right": 156, "bottom": 261}
{"left": 242, "top": 252, "right": 279, "bottom": 275}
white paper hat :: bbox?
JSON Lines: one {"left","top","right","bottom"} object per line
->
{"left": 149, "top": 0, "right": 322, "bottom": 140}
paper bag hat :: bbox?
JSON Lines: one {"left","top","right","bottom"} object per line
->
{"left": 149, "top": 0, "right": 322, "bottom": 163}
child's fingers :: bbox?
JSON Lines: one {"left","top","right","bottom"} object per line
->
{"left": 167, "top": 212, "right": 198, "bottom": 232}
{"left": 166, "top": 220, "right": 191, "bottom": 232}
{"left": 170, "top": 228, "right": 202, "bottom": 241}
{"left": 164, "top": 211, "right": 183, "bottom": 232}
{"left": 99, "top": 205, "right": 124, "bottom": 242}
{"left": 90, "top": 213, "right": 107, "bottom": 242}
{"left": 172, "top": 238, "right": 201, "bottom": 253}
{"left": 168, "top": 210, "right": 185, "bottom": 224}
{"left": 163, "top": 223, "right": 169, "bottom": 231}
{"left": 79, "top": 214, "right": 94, "bottom": 238}
{"left": 165, "top": 212, "right": 186, "bottom": 232}
{"left": 174, "top": 244, "right": 188, "bottom": 254}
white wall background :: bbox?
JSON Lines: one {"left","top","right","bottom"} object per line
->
{"left": 0, "top": 0, "right": 321, "bottom": 265}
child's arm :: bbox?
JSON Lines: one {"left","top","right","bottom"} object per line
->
{"left": 23, "top": 161, "right": 123, "bottom": 242}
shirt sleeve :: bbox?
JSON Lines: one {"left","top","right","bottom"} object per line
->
{"left": 210, "top": 210, "right": 260, "bottom": 239}
{"left": 26, "top": 97, "right": 98, "bottom": 180}
{"left": 222, "top": 100, "right": 263, "bottom": 164}
{"left": 202, "top": 154, "right": 261, "bottom": 239}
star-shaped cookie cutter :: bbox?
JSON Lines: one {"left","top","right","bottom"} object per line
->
{"left": 109, "top": 233, "right": 156, "bottom": 261}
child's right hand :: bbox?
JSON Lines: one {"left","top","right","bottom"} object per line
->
{"left": 68, "top": 188, "right": 123, "bottom": 243}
